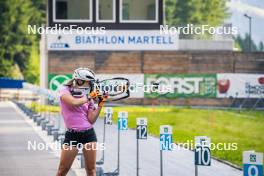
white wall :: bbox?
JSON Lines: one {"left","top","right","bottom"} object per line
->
{"left": 179, "top": 39, "right": 234, "bottom": 51}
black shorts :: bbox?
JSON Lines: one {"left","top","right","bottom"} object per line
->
{"left": 63, "top": 128, "right": 97, "bottom": 146}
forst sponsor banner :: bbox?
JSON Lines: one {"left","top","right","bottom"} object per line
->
{"left": 144, "top": 74, "right": 217, "bottom": 98}
{"left": 217, "top": 74, "right": 264, "bottom": 98}
{"left": 48, "top": 74, "right": 144, "bottom": 98}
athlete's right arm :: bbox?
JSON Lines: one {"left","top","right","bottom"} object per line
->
{"left": 61, "top": 94, "right": 87, "bottom": 106}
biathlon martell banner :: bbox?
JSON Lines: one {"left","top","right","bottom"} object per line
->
{"left": 217, "top": 73, "right": 264, "bottom": 98}
{"left": 47, "top": 30, "right": 178, "bottom": 51}
{"left": 144, "top": 74, "right": 217, "bottom": 98}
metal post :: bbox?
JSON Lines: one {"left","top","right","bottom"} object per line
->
{"left": 40, "top": 98, "right": 43, "bottom": 118}
{"left": 240, "top": 94, "right": 250, "bottom": 109}
{"left": 249, "top": 17, "right": 252, "bottom": 52}
{"left": 244, "top": 14, "right": 252, "bottom": 52}
{"left": 251, "top": 97, "right": 261, "bottom": 110}
{"left": 136, "top": 138, "right": 139, "bottom": 176}
{"left": 102, "top": 117, "right": 106, "bottom": 160}
{"left": 160, "top": 150, "right": 163, "bottom": 176}
{"left": 195, "top": 165, "right": 198, "bottom": 176}
{"left": 117, "top": 127, "right": 120, "bottom": 174}
{"left": 97, "top": 116, "right": 106, "bottom": 165}
{"left": 48, "top": 100, "right": 51, "bottom": 121}
{"left": 229, "top": 92, "right": 238, "bottom": 108}
{"left": 38, "top": 98, "right": 41, "bottom": 116}
{"left": 40, "top": 25, "right": 48, "bottom": 105}
{"left": 58, "top": 113, "right": 61, "bottom": 129}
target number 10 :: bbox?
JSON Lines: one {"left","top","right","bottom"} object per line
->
{"left": 195, "top": 146, "right": 211, "bottom": 166}
{"left": 195, "top": 136, "right": 211, "bottom": 166}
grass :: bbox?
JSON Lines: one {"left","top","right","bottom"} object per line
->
{"left": 28, "top": 102, "right": 60, "bottom": 113}
{"left": 27, "top": 103, "right": 264, "bottom": 167}
{"left": 101, "top": 106, "right": 264, "bottom": 167}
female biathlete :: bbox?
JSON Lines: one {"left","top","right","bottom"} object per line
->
{"left": 56, "top": 68, "right": 107, "bottom": 176}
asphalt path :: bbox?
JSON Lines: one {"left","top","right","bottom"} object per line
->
{"left": 0, "top": 102, "right": 76, "bottom": 176}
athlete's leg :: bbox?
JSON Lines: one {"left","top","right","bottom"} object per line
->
{"left": 56, "top": 144, "right": 78, "bottom": 176}
{"left": 82, "top": 142, "right": 97, "bottom": 176}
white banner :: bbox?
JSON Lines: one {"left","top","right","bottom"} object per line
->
{"left": 47, "top": 30, "right": 178, "bottom": 51}
{"left": 217, "top": 74, "right": 264, "bottom": 98}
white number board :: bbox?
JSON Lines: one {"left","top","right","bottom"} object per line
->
{"left": 195, "top": 136, "right": 211, "bottom": 166}
{"left": 118, "top": 111, "right": 128, "bottom": 130}
{"left": 104, "top": 107, "right": 113, "bottom": 114}
{"left": 104, "top": 107, "right": 113, "bottom": 125}
{"left": 195, "top": 136, "right": 211, "bottom": 148}
{"left": 136, "top": 118, "right": 147, "bottom": 140}
{"left": 160, "top": 125, "right": 173, "bottom": 151}
{"left": 243, "top": 151, "right": 263, "bottom": 176}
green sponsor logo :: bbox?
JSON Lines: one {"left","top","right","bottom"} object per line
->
{"left": 144, "top": 74, "right": 217, "bottom": 98}
{"left": 48, "top": 74, "right": 72, "bottom": 91}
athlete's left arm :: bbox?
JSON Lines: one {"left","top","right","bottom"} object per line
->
{"left": 87, "top": 106, "right": 102, "bottom": 124}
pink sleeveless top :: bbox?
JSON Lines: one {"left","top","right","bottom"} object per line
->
{"left": 59, "top": 86, "right": 95, "bottom": 131}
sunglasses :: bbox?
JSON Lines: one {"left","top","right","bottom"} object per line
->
{"left": 76, "top": 80, "right": 90, "bottom": 86}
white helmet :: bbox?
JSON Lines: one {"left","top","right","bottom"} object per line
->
{"left": 64, "top": 68, "right": 95, "bottom": 86}
{"left": 72, "top": 68, "right": 95, "bottom": 81}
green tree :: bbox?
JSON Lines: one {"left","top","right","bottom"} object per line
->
{"left": 0, "top": 0, "right": 45, "bottom": 83}
{"left": 23, "top": 45, "right": 40, "bottom": 84}
{"left": 259, "top": 41, "right": 264, "bottom": 52}
{"left": 243, "top": 34, "right": 260, "bottom": 52}
{"left": 165, "top": 0, "right": 229, "bottom": 26}
{"left": 0, "top": 59, "right": 13, "bottom": 77}
{"left": 165, "top": 0, "right": 229, "bottom": 39}
{"left": 234, "top": 33, "right": 258, "bottom": 52}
